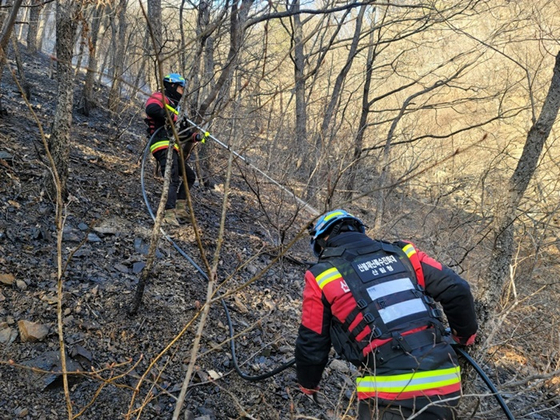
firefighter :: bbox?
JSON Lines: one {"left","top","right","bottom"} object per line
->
{"left": 295, "top": 209, "right": 478, "bottom": 420}
{"left": 144, "top": 73, "right": 203, "bottom": 226}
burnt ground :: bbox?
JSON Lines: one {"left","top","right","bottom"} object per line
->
{"left": 0, "top": 46, "right": 344, "bottom": 420}
{"left": 1, "top": 45, "right": 560, "bottom": 420}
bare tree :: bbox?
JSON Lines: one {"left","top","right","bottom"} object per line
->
{"left": 47, "top": 0, "right": 82, "bottom": 198}
{"left": 478, "top": 51, "right": 560, "bottom": 328}
{"left": 108, "top": 0, "right": 127, "bottom": 113}
{"left": 344, "top": 12, "right": 380, "bottom": 202}
{"left": 94, "top": 10, "right": 112, "bottom": 86}
{"left": 26, "top": 0, "right": 43, "bottom": 53}
{"left": 373, "top": 58, "right": 476, "bottom": 229}
{"left": 192, "top": 0, "right": 254, "bottom": 187}
{"left": 309, "top": 5, "right": 367, "bottom": 207}
{"left": 78, "top": 3, "right": 104, "bottom": 116}
{"left": 37, "top": 0, "right": 54, "bottom": 53}
{"left": 4, "top": 1, "right": 560, "bottom": 419}
{"left": 11, "top": 34, "right": 29, "bottom": 98}
{"left": 147, "top": 0, "right": 162, "bottom": 61}
{"left": 0, "top": 0, "right": 23, "bottom": 115}
{"left": 291, "top": 0, "right": 307, "bottom": 175}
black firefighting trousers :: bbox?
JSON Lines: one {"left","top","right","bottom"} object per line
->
{"left": 153, "top": 148, "right": 196, "bottom": 210}
{"left": 357, "top": 398, "right": 456, "bottom": 420}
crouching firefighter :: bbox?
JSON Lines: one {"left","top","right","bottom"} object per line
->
{"left": 295, "top": 209, "right": 478, "bottom": 420}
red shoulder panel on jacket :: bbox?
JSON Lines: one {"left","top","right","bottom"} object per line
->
{"left": 417, "top": 250, "right": 443, "bottom": 270}
{"left": 300, "top": 271, "right": 324, "bottom": 334}
{"left": 146, "top": 92, "right": 167, "bottom": 107}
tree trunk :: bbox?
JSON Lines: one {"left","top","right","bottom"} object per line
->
{"left": 201, "top": 3, "right": 215, "bottom": 95}
{"left": 306, "top": 7, "right": 364, "bottom": 205}
{"left": 48, "top": 0, "right": 80, "bottom": 199}
{"left": 95, "top": 14, "right": 111, "bottom": 86}
{"left": 188, "top": 0, "right": 210, "bottom": 111}
{"left": 0, "top": 0, "right": 24, "bottom": 61}
{"left": 292, "top": 0, "right": 307, "bottom": 174}
{"left": 345, "top": 25, "right": 377, "bottom": 202}
{"left": 78, "top": 4, "right": 103, "bottom": 116}
{"left": 38, "top": 1, "right": 55, "bottom": 54}
{"left": 478, "top": 51, "right": 560, "bottom": 328}
{"left": 0, "top": 0, "right": 6, "bottom": 31}
{"left": 0, "top": 0, "right": 24, "bottom": 115}
{"left": 324, "top": 6, "right": 365, "bottom": 206}
{"left": 196, "top": 0, "right": 253, "bottom": 188}
{"left": 72, "top": 21, "right": 84, "bottom": 77}
{"left": 11, "top": 35, "right": 30, "bottom": 99}
{"left": 16, "top": 0, "right": 26, "bottom": 39}
{"left": 108, "top": 0, "right": 127, "bottom": 113}
{"left": 132, "top": 31, "right": 149, "bottom": 92}
{"left": 26, "top": 0, "right": 43, "bottom": 53}
{"left": 189, "top": 0, "right": 212, "bottom": 186}
{"left": 147, "top": 0, "right": 162, "bottom": 60}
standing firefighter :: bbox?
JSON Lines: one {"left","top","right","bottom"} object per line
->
{"left": 144, "top": 73, "right": 203, "bottom": 226}
{"left": 295, "top": 209, "right": 478, "bottom": 420}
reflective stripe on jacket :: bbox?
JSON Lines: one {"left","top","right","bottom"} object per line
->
{"left": 309, "top": 240, "right": 460, "bottom": 401}
{"left": 295, "top": 231, "right": 477, "bottom": 399}
{"left": 402, "top": 243, "right": 425, "bottom": 287}
{"left": 150, "top": 140, "right": 180, "bottom": 154}
{"left": 356, "top": 366, "right": 461, "bottom": 400}
{"left": 312, "top": 241, "right": 443, "bottom": 364}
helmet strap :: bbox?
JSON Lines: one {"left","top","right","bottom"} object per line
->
{"left": 164, "top": 83, "right": 183, "bottom": 102}
{"left": 328, "top": 220, "right": 361, "bottom": 242}
{"left": 316, "top": 237, "right": 327, "bottom": 252}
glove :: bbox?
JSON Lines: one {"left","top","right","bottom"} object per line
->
{"left": 452, "top": 333, "right": 476, "bottom": 346}
{"left": 178, "top": 119, "right": 190, "bottom": 132}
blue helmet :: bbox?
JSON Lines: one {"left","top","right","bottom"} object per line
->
{"left": 163, "top": 73, "right": 185, "bottom": 87}
{"left": 309, "top": 209, "right": 365, "bottom": 256}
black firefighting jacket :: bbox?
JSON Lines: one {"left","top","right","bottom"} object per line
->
{"left": 295, "top": 231, "right": 477, "bottom": 402}
{"left": 144, "top": 92, "right": 197, "bottom": 155}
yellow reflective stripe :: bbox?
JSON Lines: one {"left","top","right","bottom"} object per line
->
{"left": 165, "top": 104, "right": 179, "bottom": 115}
{"left": 150, "top": 141, "right": 179, "bottom": 152}
{"left": 402, "top": 243, "right": 416, "bottom": 258}
{"left": 356, "top": 366, "right": 461, "bottom": 393}
{"left": 323, "top": 210, "right": 345, "bottom": 222}
{"left": 316, "top": 267, "right": 342, "bottom": 289}
{"left": 150, "top": 141, "right": 169, "bottom": 152}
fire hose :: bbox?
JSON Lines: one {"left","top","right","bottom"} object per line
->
{"left": 454, "top": 346, "right": 515, "bottom": 420}
{"left": 140, "top": 126, "right": 296, "bottom": 382}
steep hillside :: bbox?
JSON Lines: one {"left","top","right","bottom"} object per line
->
{"left": 1, "top": 45, "right": 559, "bottom": 420}
{"left": 0, "top": 45, "right": 326, "bottom": 420}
